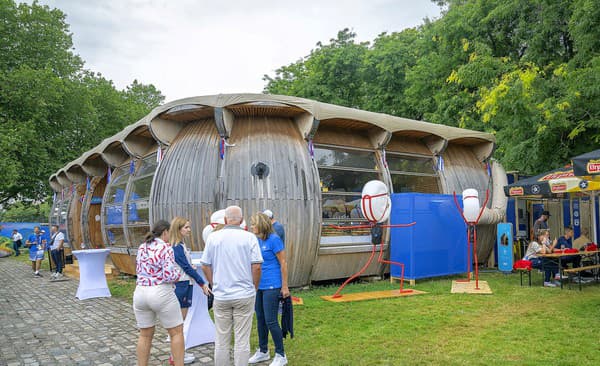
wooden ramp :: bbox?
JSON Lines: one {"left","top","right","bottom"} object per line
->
{"left": 451, "top": 280, "right": 492, "bottom": 294}
{"left": 63, "top": 260, "right": 120, "bottom": 280}
{"left": 321, "top": 289, "right": 427, "bottom": 303}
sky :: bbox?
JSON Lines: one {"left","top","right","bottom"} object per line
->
{"left": 34, "top": 0, "right": 442, "bottom": 102}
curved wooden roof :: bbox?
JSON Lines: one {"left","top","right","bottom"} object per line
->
{"left": 49, "top": 93, "right": 495, "bottom": 190}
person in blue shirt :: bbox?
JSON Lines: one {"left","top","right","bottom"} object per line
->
{"left": 25, "top": 226, "right": 46, "bottom": 277}
{"left": 248, "top": 213, "right": 289, "bottom": 366}
{"left": 556, "top": 226, "right": 581, "bottom": 270}
{"left": 262, "top": 209, "right": 285, "bottom": 244}
{"left": 170, "top": 217, "right": 211, "bottom": 365}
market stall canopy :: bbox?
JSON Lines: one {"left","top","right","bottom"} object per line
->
{"left": 504, "top": 165, "right": 600, "bottom": 198}
{"left": 572, "top": 149, "right": 600, "bottom": 178}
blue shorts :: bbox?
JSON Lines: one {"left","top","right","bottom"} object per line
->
{"left": 174, "top": 281, "right": 193, "bottom": 308}
{"left": 29, "top": 250, "right": 44, "bottom": 261}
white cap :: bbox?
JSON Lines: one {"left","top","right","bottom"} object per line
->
{"left": 262, "top": 209, "right": 273, "bottom": 219}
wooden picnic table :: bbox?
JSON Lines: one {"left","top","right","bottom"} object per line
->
{"left": 538, "top": 250, "right": 600, "bottom": 289}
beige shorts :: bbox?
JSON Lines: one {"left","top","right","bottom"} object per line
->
{"left": 133, "top": 284, "right": 183, "bottom": 329}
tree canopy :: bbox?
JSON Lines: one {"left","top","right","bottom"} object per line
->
{"left": 0, "top": 0, "right": 164, "bottom": 205}
{"left": 264, "top": 0, "right": 600, "bottom": 175}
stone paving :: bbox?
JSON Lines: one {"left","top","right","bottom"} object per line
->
{"left": 0, "top": 259, "right": 214, "bottom": 366}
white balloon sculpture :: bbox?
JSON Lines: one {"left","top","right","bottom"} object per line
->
{"left": 462, "top": 189, "right": 480, "bottom": 223}
{"left": 361, "top": 180, "right": 391, "bottom": 223}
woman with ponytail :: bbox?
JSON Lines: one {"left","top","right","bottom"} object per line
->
{"left": 133, "top": 220, "right": 184, "bottom": 366}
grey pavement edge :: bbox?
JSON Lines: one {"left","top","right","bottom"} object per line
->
{"left": 0, "top": 259, "right": 214, "bottom": 366}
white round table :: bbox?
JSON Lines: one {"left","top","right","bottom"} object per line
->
{"left": 72, "top": 249, "right": 111, "bottom": 300}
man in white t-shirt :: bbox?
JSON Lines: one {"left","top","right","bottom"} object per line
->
{"left": 201, "top": 206, "right": 263, "bottom": 366}
{"left": 11, "top": 229, "right": 23, "bottom": 256}
{"left": 49, "top": 225, "right": 66, "bottom": 280}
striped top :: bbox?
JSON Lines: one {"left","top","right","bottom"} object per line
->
{"left": 136, "top": 238, "right": 181, "bottom": 286}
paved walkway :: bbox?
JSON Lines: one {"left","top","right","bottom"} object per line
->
{"left": 0, "top": 259, "right": 214, "bottom": 366}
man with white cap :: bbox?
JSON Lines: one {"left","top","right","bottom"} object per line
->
{"left": 263, "top": 209, "right": 285, "bottom": 244}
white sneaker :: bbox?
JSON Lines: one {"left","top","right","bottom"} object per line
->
{"left": 51, "top": 272, "right": 57, "bottom": 278}
{"left": 183, "top": 352, "right": 195, "bottom": 364}
{"left": 269, "top": 353, "right": 288, "bottom": 366}
{"left": 544, "top": 281, "right": 557, "bottom": 288}
{"left": 56, "top": 273, "right": 64, "bottom": 279}
{"left": 249, "top": 349, "right": 270, "bottom": 364}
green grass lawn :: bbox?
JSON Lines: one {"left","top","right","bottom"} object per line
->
{"left": 103, "top": 271, "right": 600, "bottom": 366}
{"left": 9, "top": 250, "right": 599, "bottom": 365}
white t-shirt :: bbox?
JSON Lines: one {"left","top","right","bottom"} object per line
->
{"left": 12, "top": 233, "right": 22, "bottom": 242}
{"left": 50, "top": 232, "right": 65, "bottom": 250}
{"left": 201, "top": 226, "right": 263, "bottom": 301}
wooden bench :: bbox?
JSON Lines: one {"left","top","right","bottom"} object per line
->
{"left": 562, "top": 264, "right": 600, "bottom": 290}
{"left": 515, "top": 267, "right": 532, "bottom": 287}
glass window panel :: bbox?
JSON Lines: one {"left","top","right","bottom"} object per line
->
{"left": 319, "top": 168, "right": 379, "bottom": 193}
{"left": 127, "top": 200, "right": 149, "bottom": 224}
{"left": 136, "top": 155, "right": 158, "bottom": 176}
{"left": 321, "top": 194, "right": 365, "bottom": 220}
{"left": 105, "top": 184, "right": 127, "bottom": 204}
{"left": 320, "top": 220, "right": 371, "bottom": 237}
{"left": 104, "top": 204, "right": 123, "bottom": 225}
{"left": 129, "top": 175, "right": 153, "bottom": 200}
{"left": 314, "top": 147, "right": 377, "bottom": 169}
{"left": 105, "top": 227, "right": 126, "bottom": 247}
{"left": 391, "top": 174, "right": 440, "bottom": 194}
{"left": 110, "top": 166, "right": 129, "bottom": 186}
{"left": 128, "top": 226, "right": 150, "bottom": 247}
{"left": 386, "top": 155, "right": 435, "bottom": 174}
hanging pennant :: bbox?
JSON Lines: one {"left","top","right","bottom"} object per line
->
{"left": 129, "top": 160, "right": 135, "bottom": 174}
{"left": 156, "top": 144, "right": 163, "bottom": 163}
{"left": 381, "top": 149, "right": 388, "bottom": 168}
{"left": 486, "top": 161, "right": 492, "bottom": 176}
{"left": 219, "top": 138, "right": 226, "bottom": 160}
{"left": 107, "top": 167, "right": 112, "bottom": 184}
{"left": 308, "top": 139, "right": 314, "bottom": 160}
{"left": 436, "top": 155, "right": 445, "bottom": 173}
{"left": 86, "top": 176, "right": 91, "bottom": 192}
{"left": 53, "top": 192, "right": 57, "bottom": 202}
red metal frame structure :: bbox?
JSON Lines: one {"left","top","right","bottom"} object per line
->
{"left": 452, "top": 189, "right": 490, "bottom": 290}
{"left": 328, "top": 192, "right": 416, "bottom": 298}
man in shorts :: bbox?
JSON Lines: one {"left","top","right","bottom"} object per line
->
{"left": 25, "top": 226, "right": 46, "bottom": 277}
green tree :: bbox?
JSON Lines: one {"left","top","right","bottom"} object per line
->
{"left": 0, "top": 0, "right": 164, "bottom": 205}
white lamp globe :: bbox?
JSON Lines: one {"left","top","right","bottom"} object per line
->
{"left": 462, "top": 188, "right": 480, "bottom": 223}
{"left": 361, "top": 180, "right": 391, "bottom": 223}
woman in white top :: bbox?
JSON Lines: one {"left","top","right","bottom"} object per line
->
{"left": 523, "top": 229, "right": 559, "bottom": 287}
{"left": 133, "top": 220, "right": 184, "bottom": 366}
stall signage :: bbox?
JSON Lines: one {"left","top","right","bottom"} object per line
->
{"left": 587, "top": 160, "right": 600, "bottom": 174}
{"left": 540, "top": 170, "right": 573, "bottom": 181}
{"left": 550, "top": 182, "right": 567, "bottom": 192}
{"left": 509, "top": 187, "right": 524, "bottom": 196}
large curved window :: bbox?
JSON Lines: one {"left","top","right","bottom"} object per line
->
{"left": 50, "top": 187, "right": 73, "bottom": 244}
{"left": 316, "top": 145, "right": 379, "bottom": 236}
{"left": 386, "top": 153, "right": 439, "bottom": 193}
{"left": 125, "top": 155, "right": 157, "bottom": 247}
{"left": 102, "top": 166, "right": 129, "bottom": 248}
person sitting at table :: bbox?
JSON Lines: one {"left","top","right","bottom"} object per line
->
{"left": 573, "top": 227, "right": 592, "bottom": 249}
{"left": 556, "top": 226, "right": 581, "bottom": 269}
{"left": 170, "top": 217, "right": 211, "bottom": 365}
{"left": 523, "top": 229, "right": 559, "bottom": 287}
{"left": 133, "top": 220, "right": 184, "bottom": 366}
